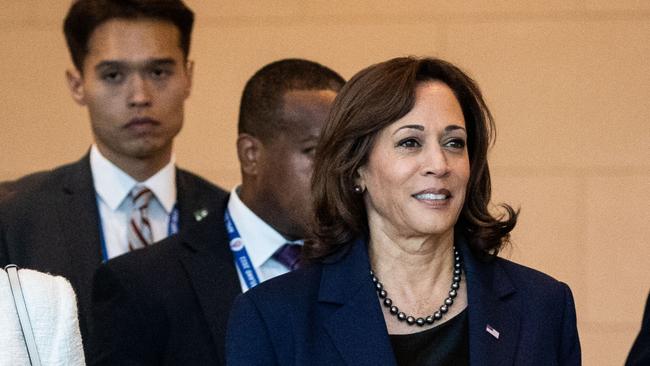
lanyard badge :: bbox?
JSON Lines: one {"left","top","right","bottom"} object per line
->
{"left": 225, "top": 209, "right": 261, "bottom": 290}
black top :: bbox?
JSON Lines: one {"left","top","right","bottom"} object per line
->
{"left": 390, "top": 309, "right": 469, "bottom": 366}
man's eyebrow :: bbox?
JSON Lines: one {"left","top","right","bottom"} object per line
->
{"left": 94, "top": 58, "right": 177, "bottom": 71}
{"left": 146, "top": 58, "right": 177, "bottom": 66}
{"left": 94, "top": 60, "right": 125, "bottom": 71}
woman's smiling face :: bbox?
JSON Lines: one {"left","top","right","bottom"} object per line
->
{"left": 357, "top": 81, "right": 470, "bottom": 240}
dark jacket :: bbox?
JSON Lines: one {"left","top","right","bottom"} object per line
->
{"left": 226, "top": 238, "right": 581, "bottom": 366}
{"left": 0, "top": 154, "right": 227, "bottom": 359}
{"left": 90, "top": 195, "right": 241, "bottom": 365}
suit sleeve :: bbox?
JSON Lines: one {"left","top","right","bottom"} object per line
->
{"left": 0, "top": 206, "right": 11, "bottom": 268}
{"left": 559, "top": 283, "right": 581, "bottom": 366}
{"left": 226, "top": 294, "right": 280, "bottom": 366}
{"left": 0, "top": 220, "right": 8, "bottom": 267}
{"left": 89, "top": 263, "right": 161, "bottom": 366}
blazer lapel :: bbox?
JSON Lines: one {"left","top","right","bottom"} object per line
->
{"left": 175, "top": 169, "right": 217, "bottom": 230}
{"left": 460, "top": 242, "right": 521, "bottom": 366}
{"left": 319, "top": 241, "right": 397, "bottom": 366}
{"left": 50, "top": 155, "right": 104, "bottom": 342}
{"left": 58, "top": 155, "right": 103, "bottom": 285}
{"left": 178, "top": 199, "right": 241, "bottom": 364}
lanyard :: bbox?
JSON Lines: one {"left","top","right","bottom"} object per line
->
{"left": 98, "top": 202, "right": 179, "bottom": 262}
{"left": 224, "top": 208, "right": 261, "bottom": 290}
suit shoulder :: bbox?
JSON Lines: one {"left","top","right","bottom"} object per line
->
{"left": 492, "top": 256, "right": 573, "bottom": 306}
{"left": 243, "top": 264, "right": 323, "bottom": 309}
{"left": 102, "top": 211, "right": 226, "bottom": 280}
{"left": 0, "top": 160, "right": 86, "bottom": 211}
{"left": 258, "top": 263, "right": 323, "bottom": 294}
{"left": 176, "top": 168, "right": 228, "bottom": 197}
{"left": 103, "top": 233, "right": 184, "bottom": 278}
{"left": 496, "top": 256, "right": 566, "bottom": 286}
{"left": 2, "top": 161, "right": 79, "bottom": 195}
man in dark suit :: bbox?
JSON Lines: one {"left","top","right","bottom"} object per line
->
{"left": 0, "top": 0, "right": 226, "bottom": 357}
{"left": 89, "top": 59, "right": 345, "bottom": 365}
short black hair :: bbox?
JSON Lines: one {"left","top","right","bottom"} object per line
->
{"left": 238, "top": 59, "right": 346, "bottom": 142}
{"left": 63, "top": 0, "right": 194, "bottom": 72}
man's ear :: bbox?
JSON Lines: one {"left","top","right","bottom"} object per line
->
{"left": 65, "top": 68, "right": 86, "bottom": 106}
{"left": 237, "top": 133, "right": 262, "bottom": 176}
{"left": 184, "top": 59, "right": 194, "bottom": 98}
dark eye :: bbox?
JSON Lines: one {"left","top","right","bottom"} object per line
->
{"left": 397, "top": 138, "right": 421, "bottom": 148}
{"left": 150, "top": 67, "right": 172, "bottom": 80}
{"left": 101, "top": 71, "right": 123, "bottom": 83}
{"left": 444, "top": 138, "right": 466, "bottom": 149}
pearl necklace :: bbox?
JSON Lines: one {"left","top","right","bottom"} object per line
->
{"left": 370, "top": 246, "right": 462, "bottom": 327}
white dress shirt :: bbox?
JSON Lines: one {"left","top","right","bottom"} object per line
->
{"left": 90, "top": 145, "right": 177, "bottom": 259}
{"left": 227, "top": 187, "right": 303, "bottom": 292}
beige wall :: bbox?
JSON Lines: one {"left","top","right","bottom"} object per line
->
{"left": 1, "top": 1, "right": 649, "bottom": 364}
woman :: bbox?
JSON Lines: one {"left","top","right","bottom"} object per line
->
{"left": 226, "top": 57, "right": 580, "bottom": 365}
{"left": 1, "top": 266, "right": 85, "bottom": 365}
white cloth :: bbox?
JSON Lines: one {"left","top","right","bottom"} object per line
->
{"left": 90, "top": 145, "right": 177, "bottom": 259}
{"left": 0, "top": 268, "right": 85, "bottom": 366}
{"left": 227, "top": 187, "right": 303, "bottom": 292}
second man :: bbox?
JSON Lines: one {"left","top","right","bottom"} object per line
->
{"left": 90, "top": 59, "right": 345, "bottom": 365}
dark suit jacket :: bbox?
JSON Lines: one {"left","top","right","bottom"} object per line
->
{"left": 226, "top": 238, "right": 581, "bottom": 366}
{"left": 0, "top": 154, "right": 227, "bottom": 359}
{"left": 90, "top": 194, "right": 241, "bottom": 365}
{"left": 626, "top": 292, "right": 650, "bottom": 366}
{"left": 0, "top": 181, "right": 16, "bottom": 201}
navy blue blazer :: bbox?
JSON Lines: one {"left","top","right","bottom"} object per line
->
{"left": 226, "top": 238, "right": 581, "bottom": 365}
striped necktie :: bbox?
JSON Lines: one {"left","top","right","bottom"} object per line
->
{"left": 127, "top": 185, "right": 153, "bottom": 251}
{"left": 272, "top": 243, "right": 303, "bottom": 271}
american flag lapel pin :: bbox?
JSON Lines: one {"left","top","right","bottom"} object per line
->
{"left": 486, "top": 324, "right": 500, "bottom": 339}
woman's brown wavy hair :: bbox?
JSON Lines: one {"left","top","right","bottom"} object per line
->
{"left": 304, "top": 57, "right": 517, "bottom": 260}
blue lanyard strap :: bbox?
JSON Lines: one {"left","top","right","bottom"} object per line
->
{"left": 168, "top": 205, "right": 179, "bottom": 236}
{"left": 224, "top": 209, "right": 261, "bottom": 290}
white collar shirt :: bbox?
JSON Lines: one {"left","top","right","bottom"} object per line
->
{"left": 90, "top": 145, "right": 177, "bottom": 259}
{"left": 227, "top": 186, "right": 302, "bottom": 292}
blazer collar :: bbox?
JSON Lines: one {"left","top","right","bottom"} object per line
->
{"left": 178, "top": 196, "right": 241, "bottom": 365}
{"left": 318, "top": 240, "right": 398, "bottom": 366}
{"left": 318, "top": 237, "right": 522, "bottom": 366}
{"left": 459, "top": 237, "right": 521, "bottom": 366}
